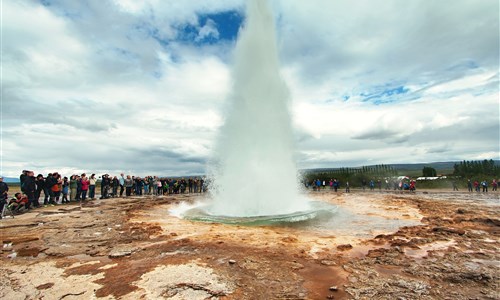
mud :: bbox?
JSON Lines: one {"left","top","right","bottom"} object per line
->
{"left": 1, "top": 191, "right": 498, "bottom": 299}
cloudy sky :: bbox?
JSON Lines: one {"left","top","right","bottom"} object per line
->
{"left": 2, "top": 0, "right": 499, "bottom": 177}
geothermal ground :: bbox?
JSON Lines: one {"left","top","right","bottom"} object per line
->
{"left": 1, "top": 190, "right": 498, "bottom": 299}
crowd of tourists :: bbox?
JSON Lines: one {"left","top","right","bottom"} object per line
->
{"left": 464, "top": 179, "right": 498, "bottom": 192}
{"left": 0, "top": 171, "right": 206, "bottom": 217}
{"left": 308, "top": 177, "right": 498, "bottom": 193}
{"left": 1, "top": 170, "right": 498, "bottom": 218}
{"left": 307, "top": 178, "right": 417, "bottom": 192}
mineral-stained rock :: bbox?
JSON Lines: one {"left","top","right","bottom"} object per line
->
{"left": 108, "top": 250, "right": 132, "bottom": 258}
{"left": 321, "top": 260, "right": 336, "bottom": 266}
{"left": 432, "top": 227, "right": 466, "bottom": 235}
{"left": 337, "top": 244, "right": 353, "bottom": 251}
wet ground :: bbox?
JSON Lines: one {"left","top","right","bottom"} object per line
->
{"left": 1, "top": 190, "right": 498, "bottom": 299}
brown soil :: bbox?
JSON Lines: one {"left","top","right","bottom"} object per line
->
{"left": 1, "top": 191, "right": 498, "bottom": 299}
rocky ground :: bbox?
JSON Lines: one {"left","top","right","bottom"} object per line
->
{"left": 1, "top": 190, "right": 498, "bottom": 299}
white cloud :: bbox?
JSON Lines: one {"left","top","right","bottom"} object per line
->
{"left": 196, "top": 19, "right": 220, "bottom": 41}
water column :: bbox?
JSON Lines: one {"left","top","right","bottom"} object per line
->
{"left": 208, "top": 0, "right": 309, "bottom": 217}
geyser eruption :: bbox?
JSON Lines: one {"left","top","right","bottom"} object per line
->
{"left": 207, "top": 0, "right": 310, "bottom": 217}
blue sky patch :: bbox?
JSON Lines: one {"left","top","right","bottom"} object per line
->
{"left": 361, "top": 84, "right": 410, "bottom": 104}
{"left": 176, "top": 10, "right": 243, "bottom": 45}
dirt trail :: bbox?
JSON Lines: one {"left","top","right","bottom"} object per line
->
{"left": 1, "top": 191, "right": 498, "bottom": 299}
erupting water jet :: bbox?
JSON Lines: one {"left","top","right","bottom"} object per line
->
{"left": 183, "top": 0, "right": 336, "bottom": 222}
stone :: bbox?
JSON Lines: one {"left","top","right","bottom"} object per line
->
{"left": 337, "top": 244, "right": 353, "bottom": 251}
{"left": 432, "top": 227, "right": 466, "bottom": 235}
{"left": 228, "top": 259, "right": 236, "bottom": 264}
{"left": 109, "top": 250, "right": 132, "bottom": 258}
{"left": 329, "top": 286, "right": 338, "bottom": 291}
{"left": 321, "top": 260, "right": 336, "bottom": 266}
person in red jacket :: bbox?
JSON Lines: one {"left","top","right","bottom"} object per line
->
{"left": 8, "top": 192, "right": 29, "bottom": 212}
{"left": 473, "top": 180, "right": 480, "bottom": 192}
{"left": 80, "top": 174, "right": 90, "bottom": 201}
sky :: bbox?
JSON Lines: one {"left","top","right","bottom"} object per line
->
{"left": 1, "top": 0, "right": 499, "bottom": 178}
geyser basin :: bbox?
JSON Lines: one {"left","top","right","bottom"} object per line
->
{"left": 182, "top": 201, "right": 338, "bottom": 226}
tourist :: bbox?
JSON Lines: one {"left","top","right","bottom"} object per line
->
{"left": 62, "top": 177, "right": 69, "bottom": 203}
{"left": 112, "top": 176, "right": 119, "bottom": 197}
{"left": 156, "top": 177, "right": 163, "bottom": 195}
{"left": 42, "top": 174, "right": 51, "bottom": 204}
{"left": 148, "top": 176, "right": 154, "bottom": 195}
{"left": 167, "top": 178, "right": 171, "bottom": 193}
{"left": 481, "top": 180, "right": 488, "bottom": 193}
{"left": 491, "top": 179, "right": 497, "bottom": 192}
{"left": 200, "top": 177, "right": 206, "bottom": 193}
{"left": 452, "top": 181, "right": 459, "bottom": 191}
{"left": 124, "top": 175, "right": 133, "bottom": 196}
{"left": 409, "top": 180, "right": 416, "bottom": 192}
{"left": 473, "top": 180, "right": 480, "bottom": 192}
{"left": 23, "top": 171, "right": 37, "bottom": 209}
{"left": 193, "top": 178, "right": 198, "bottom": 193}
{"left": 188, "top": 178, "right": 193, "bottom": 193}
{"left": 89, "top": 174, "right": 97, "bottom": 199}
{"left": 35, "top": 174, "right": 45, "bottom": 207}
{"left": 467, "top": 179, "right": 473, "bottom": 192}
{"left": 333, "top": 179, "right": 339, "bottom": 192}
{"left": 80, "top": 174, "right": 89, "bottom": 201}
{"left": 45, "top": 173, "right": 56, "bottom": 205}
{"left": 180, "top": 178, "right": 187, "bottom": 193}
{"left": 8, "top": 192, "right": 28, "bottom": 212}
{"left": 119, "top": 173, "right": 125, "bottom": 197}
{"left": 76, "top": 175, "right": 83, "bottom": 201}
{"left": 315, "top": 179, "right": 321, "bottom": 191}
{"left": 19, "top": 170, "right": 28, "bottom": 192}
{"left": 345, "top": 181, "right": 350, "bottom": 193}
{"left": 369, "top": 180, "right": 375, "bottom": 191}
{"left": 0, "top": 176, "right": 10, "bottom": 217}
{"left": 144, "top": 177, "right": 150, "bottom": 195}
{"left": 100, "top": 174, "right": 111, "bottom": 199}
{"left": 52, "top": 173, "right": 62, "bottom": 204}
{"left": 69, "top": 175, "right": 78, "bottom": 201}
{"left": 136, "top": 177, "right": 144, "bottom": 195}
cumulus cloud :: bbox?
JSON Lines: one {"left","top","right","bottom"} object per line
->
{"left": 1, "top": 0, "right": 498, "bottom": 177}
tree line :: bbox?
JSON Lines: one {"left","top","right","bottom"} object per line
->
{"left": 303, "top": 164, "right": 397, "bottom": 185}
{"left": 453, "top": 159, "right": 500, "bottom": 177}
